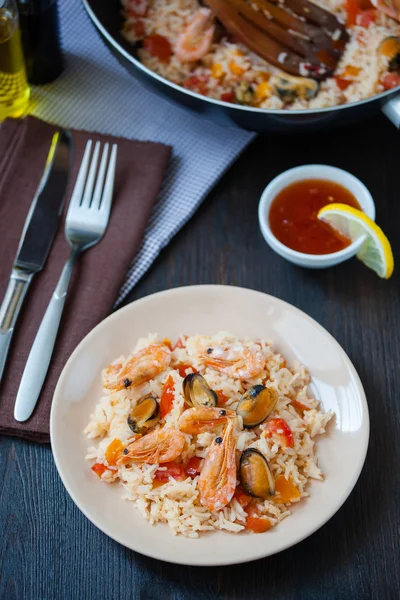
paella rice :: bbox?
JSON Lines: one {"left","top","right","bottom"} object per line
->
{"left": 119, "top": 0, "right": 400, "bottom": 109}
{"left": 85, "top": 332, "right": 333, "bottom": 538}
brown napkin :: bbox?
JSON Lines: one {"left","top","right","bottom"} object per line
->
{"left": 0, "top": 116, "right": 171, "bottom": 442}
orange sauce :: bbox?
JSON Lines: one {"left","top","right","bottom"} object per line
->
{"left": 269, "top": 179, "right": 361, "bottom": 255}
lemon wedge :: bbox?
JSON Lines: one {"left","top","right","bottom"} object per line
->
{"left": 317, "top": 203, "right": 394, "bottom": 279}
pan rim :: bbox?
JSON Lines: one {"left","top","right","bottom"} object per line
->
{"left": 82, "top": 0, "right": 400, "bottom": 117}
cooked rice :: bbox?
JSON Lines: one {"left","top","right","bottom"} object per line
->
{"left": 84, "top": 332, "right": 333, "bottom": 538}
{"left": 120, "top": 0, "right": 400, "bottom": 109}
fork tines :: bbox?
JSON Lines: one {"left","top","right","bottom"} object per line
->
{"left": 70, "top": 140, "right": 117, "bottom": 212}
{"left": 204, "top": 0, "right": 349, "bottom": 79}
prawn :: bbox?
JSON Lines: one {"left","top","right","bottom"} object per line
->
{"left": 104, "top": 343, "right": 171, "bottom": 391}
{"left": 202, "top": 345, "right": 265, "bottom": 380}
{"left": 117, "top": 428, "right": 185, "bottom": 465}
{"left": 178, "top": 406, "right": 236, "bottom": 435}
{"left": 175, "top": 8, "right": 215, "bottom": 62}
{"left": 197, "top": 419, "right": 237, "bottom": 511}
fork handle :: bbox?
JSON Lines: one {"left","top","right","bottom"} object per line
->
{"left": 0, "top": 269, "right": 34, "bottom": 382}
{"left": 14, "top": 252, "right": 78, "bottom": 422}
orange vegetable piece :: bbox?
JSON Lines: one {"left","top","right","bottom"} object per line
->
{"left": 152, "top": 479, "right": 165, "bottom": 489}
{"left": 211, "top": 63, "right": 224, "bottom": 79}
{"left": 246, "top": 516, "right": 272, "bottom": 533}
{"left": 229, "top": 61, "right": 245, "bottom": 76}
{"left": 336, "top": 77, "right": 353, "bottom": 91}
{"left": 91, "top": 463, "right": 108, "bottom": 478}
{"left": 343, "top": 65, "right": 360, "bottom": 77}
{"left": 105, "top": 439, "right": 124, "bottom": 466}
{"left": 233, "top": 486, "right": 252, "bottom": 508}
{"left": 160, "top": 375, "right": 175, "bottom": 418}
{"left": 176, "top": 364, "right": 197, "bottom": 378}
{"left": 291, "top": 399, "right": 309, "bottom": 415}
{"left": 345, "top": 0, "right": 359, "bottom": 25}
{"left": 143, "top": 34, "right": 172, "bottom": 62}
{"left": 274, "top": 474, "right": 301, "bottom": 504}
{"left": 162, "top": 338, "right": 172, "bottom": 350}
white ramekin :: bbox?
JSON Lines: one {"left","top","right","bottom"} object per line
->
{"left": 258, "top": 164, "right": 376, "bottom": 269}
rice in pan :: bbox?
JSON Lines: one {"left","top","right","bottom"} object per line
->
{"left": 85, "top": 333, "right": 333, "bottom": 538}
{"left": 119, "top": 0, "right": 400, "bottom": 110}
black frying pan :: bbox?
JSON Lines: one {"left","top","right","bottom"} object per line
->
{"left": 82, "top": 0, "right": 400, "bottom": 133}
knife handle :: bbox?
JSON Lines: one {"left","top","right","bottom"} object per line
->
{"left": 0, "top": 269, "right": 33, "bottom": 382}
{"left": 14, "top": 253, "right": 76, "bottom": 422}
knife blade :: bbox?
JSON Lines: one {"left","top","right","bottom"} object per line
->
{"left": 0, "top": 130, "right": 72, "bottom": 383}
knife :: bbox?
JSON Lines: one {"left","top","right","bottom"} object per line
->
{"left": 0, "top": 130, "right": 72, "bottom": 384}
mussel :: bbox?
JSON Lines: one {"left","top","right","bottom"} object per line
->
{"left": 378, "top": 36, "right": 400, "bottom": 72}
{"left": 182, "top": 373, "right": 217, "bottom": 408}
{"left": 270, "top": 74, "right": 319, "bottom": 102}
{"left": 236, "top": 385, "right": 278, "bottom": 428}
{"left": 127, "top": 395, "right": 160, "bottom": 434}
{"left": 239, "top": 448, "right": 275, "bottom": 499}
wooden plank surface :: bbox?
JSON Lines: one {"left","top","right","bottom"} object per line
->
{"left": 1, "top": 114, "right": 399, "bottom": 599}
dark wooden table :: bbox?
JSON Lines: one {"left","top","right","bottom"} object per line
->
{"left": 1, "top": 114, "right": 399, "bottom": 600}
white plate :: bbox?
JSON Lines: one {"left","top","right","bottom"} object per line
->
{"left": 51, "top": 285, "right": 369, "bottom": 566}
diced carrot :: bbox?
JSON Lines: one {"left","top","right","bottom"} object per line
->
{"left": 176, "top": 364, "right": 197, "bottom": 378}
{"left": 336, "top": 77, "right": 353, "bottom": 91}
{"left": 246, "top": 516, "right": 272, "bottom": 533}
{"left": 105, "top": 439, "right": 124, "bottom": 466}
{"left": 379, "top": 38, "right": 400, "bottom": 58}
{"left": 343, "top": 65, "right": 360, "bottom": 77}
{"left": 162, "top": 338, "right": 172, "bottom": 350}
{"left": 345, "top": 0, "right": 359, "bottom": 25}
{"left": 274, "top": 474, "right": 301, "bottom": 504}
{"left": 152, "top": 479, "right": 165, "bottom": 489}
{"left": 233, "top": 486, "right": 252, "bottom": 508}
{"left": 211, "top": 63, "right": 224, "bottom": 79}
{"left": 291, "top": 399, "right": 309, "bottom": 415}
{"left": 255, "top": 81, "right": 271, "bottom": 102}
{"left": 160, "top": 375, "right": 175, "bottom": 418}
{"left": 257, "top": 71, "right": 270, "bottom": 81}
{"left": 229, "top": 61, "right": 245, "bottom": 76}
{"left": 91, "top": 463, "right": 108, "bottom": 478}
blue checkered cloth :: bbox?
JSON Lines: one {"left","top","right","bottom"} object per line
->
{"left": 31, "top": 0, "right": 255, "bottom": 304}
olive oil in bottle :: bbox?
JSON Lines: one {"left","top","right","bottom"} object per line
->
{"left": 0, "top": 0, "right": 30, "bottom": 121}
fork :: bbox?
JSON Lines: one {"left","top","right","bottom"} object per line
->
{"left": 203, "top": 0, "right": 349, "bottom": 79}
{"left": 14, "top": 140, "right": 118, "bottom": 422}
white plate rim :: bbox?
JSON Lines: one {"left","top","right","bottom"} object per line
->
{"left": 50, "top": 284, "right": 369, "bottom": 566}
